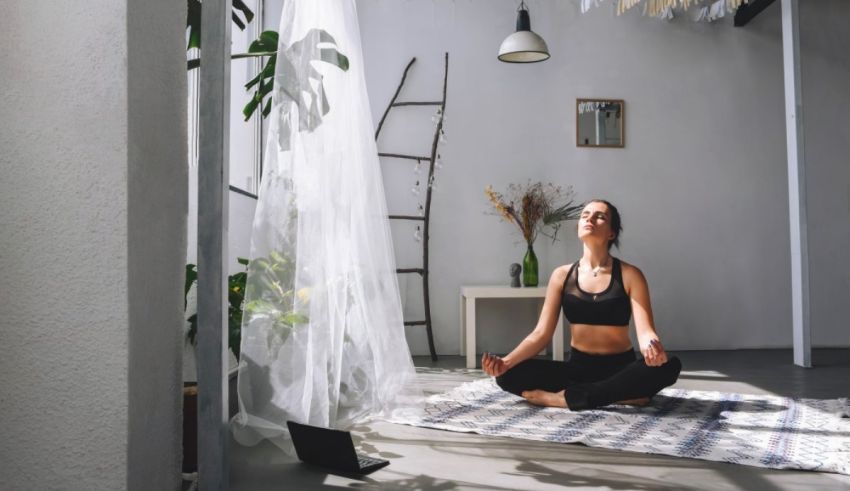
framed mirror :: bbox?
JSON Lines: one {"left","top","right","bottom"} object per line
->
{"left": 576, "top": 98, "right": 624, "bottom": 148}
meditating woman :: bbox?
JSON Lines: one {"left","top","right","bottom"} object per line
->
{"left": 482, "top": 199, "right": 682, "bottom": 410}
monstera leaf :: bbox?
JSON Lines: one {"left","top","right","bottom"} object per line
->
{"left": 240, "top": 31, "right": 280, "bottom": 120}
{"left": 187, "top": 0, "right": 254, "bottom": 50}
{"left": 188, "top": 27, "right": 349, "bottom": 134}
{"left": 242, "top": 28, "right": 349, "bottom": 144}
{"left": 268, "top": 29, "right": 350, "bottom": 151}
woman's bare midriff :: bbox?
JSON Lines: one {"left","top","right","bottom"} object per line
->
{"left": 570, "top": 324, "right": 633, "bottom": 354}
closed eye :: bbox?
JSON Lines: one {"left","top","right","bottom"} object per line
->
{"left": 581, "top": 211, "right": 608, "bottom": 221}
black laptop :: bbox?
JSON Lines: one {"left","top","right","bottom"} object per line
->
{"left": 286, "top": 420, "right": 390, "bottom": 474}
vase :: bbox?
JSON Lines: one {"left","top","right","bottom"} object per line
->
{"left": 522, "top": 243, "right": 539, "bottom": 287}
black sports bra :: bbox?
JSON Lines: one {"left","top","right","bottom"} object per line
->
{"left": 562, "top": 258, "right": 632, "bottom": 326}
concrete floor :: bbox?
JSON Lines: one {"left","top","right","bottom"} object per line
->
{"left": 229, "top": 349, "right": 850, "bottom": 490}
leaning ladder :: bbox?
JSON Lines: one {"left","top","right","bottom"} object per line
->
{"left": 375, "top": 53, "right": 449, "bottom": 362}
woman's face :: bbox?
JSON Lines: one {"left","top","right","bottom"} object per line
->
{"left": 578, "top": 202, "right": 615, "bottom": 245}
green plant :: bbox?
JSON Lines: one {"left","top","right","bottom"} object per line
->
{"left": 185, "top": 252, "right": 310, "bottom": 360}
{"left": 185, "top": 258, "right": 248, "bottom": 360}
{"left": 185, "top": 1, "right": 349, "bottom": 123}
{"left": 186, "top": 0, "right": 254, "bottom": 51}
{"left": 243, "top": 250, "right": 309, "bottom": 351}
{"left": 239, "top": 29, "right": 349, "bottom": 126}
{"left": 485, "top": 181, "right": 583, "bottom": 245}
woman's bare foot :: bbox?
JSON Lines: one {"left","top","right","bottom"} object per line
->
{"left": 521, "top": 389, "right": 568, "bottom": 408}
{"left": 616, "top": 397, "right": 651, "bottom": 407}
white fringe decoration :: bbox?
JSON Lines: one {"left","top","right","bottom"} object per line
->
{"left": 580, "top": 0, "right": 750, "bottom": 21}
{"left": 580, "top": 0, "right": 605, "bottom": 13}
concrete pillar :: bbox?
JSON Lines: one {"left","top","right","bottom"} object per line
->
{"left": 0, "top": 1, "right": 187, "bottom": 489}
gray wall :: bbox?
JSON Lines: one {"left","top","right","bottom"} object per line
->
{"left": 0, "top": 0, "right": 185, "bottom": 489}
{"left": 356, "top": 0, "right": 850, "bottom": 356}
{"left": 127, "top": 0, "right": 186, "bottom": 488}
{"left": 797, "top": 2, "right": 850, "bottom": 352}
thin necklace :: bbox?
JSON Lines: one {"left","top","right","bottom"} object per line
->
{"left": 582, "top": 257, "right": 611, "bottom": 277}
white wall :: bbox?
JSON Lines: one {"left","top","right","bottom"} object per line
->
{"left": 186, "top": 171, "right": 258, "bottom": 273}
{"left": 355, "top": 0, "right": 850, "bottom": 355}
{"left": 0, "top": 0, "right": 185, "bottom": 489}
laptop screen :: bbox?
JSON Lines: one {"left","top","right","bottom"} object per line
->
{"left": 287, "top": 421, "right": 360, "bottom": 471}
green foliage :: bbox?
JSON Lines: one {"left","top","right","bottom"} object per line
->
{"left": 184, "top": 253, "right": 310, "bottom": 360}
{"left": 243, "top": 250, "right": 310, "bottom": 351}
{"left": 186, "top": 0, "right": 254, "bottom": 51}
{"left": 486, "top": 182, "right": 582, "bottom": 245}
{"left": 184, "top": 263, "right": 197, "bottom": 310}
{"left": 184, "top": 258, "right": 249, "bottom": 361}
{"left": 274, "top": 29, "right": 349, "bottom": 138}
{"left": 542, "top": 200, "right": 585, "bottom": 243}
{"left": 241, "top": 31, "right": 279, "bottom": 120}
{"left": 242, "top": 29, "right": 349, "bottom": 125}
{"left": 185, "top": 0, "right": 350, "bottom": 125}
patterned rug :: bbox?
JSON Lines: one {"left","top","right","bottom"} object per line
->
{"left": 390, "top": 377, "right": 850, "bottom": 475}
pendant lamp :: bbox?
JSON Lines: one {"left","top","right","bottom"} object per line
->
{"left": 498, "top": 1, "right": 550, "bottom": 63}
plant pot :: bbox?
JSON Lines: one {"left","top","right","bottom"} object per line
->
{"left": 182, "top": 383, "right": 198, "bottom": 474}
{"left": 182, "top": 369, "right": 239, "bottom": 473}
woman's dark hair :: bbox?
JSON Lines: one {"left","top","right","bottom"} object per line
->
{"left": 587, "top": 199, "right": 622, "bottom": 250}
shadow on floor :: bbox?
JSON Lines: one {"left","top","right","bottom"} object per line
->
{"left": 230, "top": 350, "right": 850, "bottom": 490}
{"left": 657, "top": 348, "right": 850, "bottom": 400}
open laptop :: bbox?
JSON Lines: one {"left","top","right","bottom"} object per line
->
{"left": 286, "top": 421, "right": 390, "bottom": 474}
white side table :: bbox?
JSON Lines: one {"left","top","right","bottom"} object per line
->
{"left": 460, "top": 285, "right": 565, "bottom": 369}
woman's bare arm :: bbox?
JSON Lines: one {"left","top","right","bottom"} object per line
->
{"left": 623, "top": 262, "right": 668, "bottom": 366}
{"left": 483, "top": 266, "right": 568, "bottom": 374}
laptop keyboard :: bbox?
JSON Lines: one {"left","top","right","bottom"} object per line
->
{"left": 357, "top": 455, "right": 383, "bottom": 468}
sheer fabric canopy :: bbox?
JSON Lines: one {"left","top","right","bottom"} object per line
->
{"left": 231, "top": 0, "right": 420, "bottom": 451}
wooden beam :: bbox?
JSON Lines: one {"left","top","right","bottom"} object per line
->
{"left": 392, "top": 101, "right": 442, "bottom": 107}
{"left": 378, "top": 152, "right": 432, "bottom": 161}
{"left": 197, "top": 0, "right": 231, "bottom": 487}
{"left": 781, "top": 0, "right": 811, "bottom": 368}
{"left": 734, "top": 0, "right": 777, "bottom": 27}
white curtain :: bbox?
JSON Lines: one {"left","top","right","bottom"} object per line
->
{"left": 231, "top": 0, "right": 420, "bottom": 451}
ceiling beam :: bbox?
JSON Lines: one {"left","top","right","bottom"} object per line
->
{"left": 734, "top": 0, "right": 777, "bottom": 27}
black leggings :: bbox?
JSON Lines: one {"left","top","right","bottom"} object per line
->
{"left": 495, "top": 347, "right": 682, "bottom": 410}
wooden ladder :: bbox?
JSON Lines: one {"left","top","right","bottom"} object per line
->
{"left": 375, "top": 53, "right": 449, "bottom": 362}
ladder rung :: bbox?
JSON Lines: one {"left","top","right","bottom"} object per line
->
{"left": 378, "top": 153, "right": 432, "bottom": 161}
{"left": 396, "top": 268, "right": 424, "bottom": 275}
{"left": 389, "top": 215, "right": 425, "bottom": 221}
{"left": 392, "top": 101, "right": 442, "bottom": 107}
{"left": 404, "top": 320, "right": 427, "bottom": 326}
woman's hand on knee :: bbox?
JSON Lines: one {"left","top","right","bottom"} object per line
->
{"left": 641, "top": 338, "right": 668, "bottom": 367}
{"left": 481, "top": 352, "right": 509, "bottom": 377}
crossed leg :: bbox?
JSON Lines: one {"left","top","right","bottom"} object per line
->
{"left": 496, "top": 356, "right": 682, "bottom": 410}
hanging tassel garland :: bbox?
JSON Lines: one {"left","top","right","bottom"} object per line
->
{"left": 587, "top": 0, "right": 749, "bottom": 20}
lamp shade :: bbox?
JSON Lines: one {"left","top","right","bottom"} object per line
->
{"left": 498, "top": 5, "right": 550, "bottom": 63}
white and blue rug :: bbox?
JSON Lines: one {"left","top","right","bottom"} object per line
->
{"left": 390, "top": 377, "right": 850, "bottom": 475}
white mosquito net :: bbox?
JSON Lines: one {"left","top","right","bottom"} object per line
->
{"left": 231, "top": 0, "right": 420, "bottom": 451}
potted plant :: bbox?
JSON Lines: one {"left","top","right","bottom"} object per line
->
{"left": 181, "top": 251, "right": 309, "bottom": 472}
{"left": 181, "top": 258, "right": 247, "bottom": 473}
{"left": 485, "top": 181, "right": 582, "bottom": 286}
